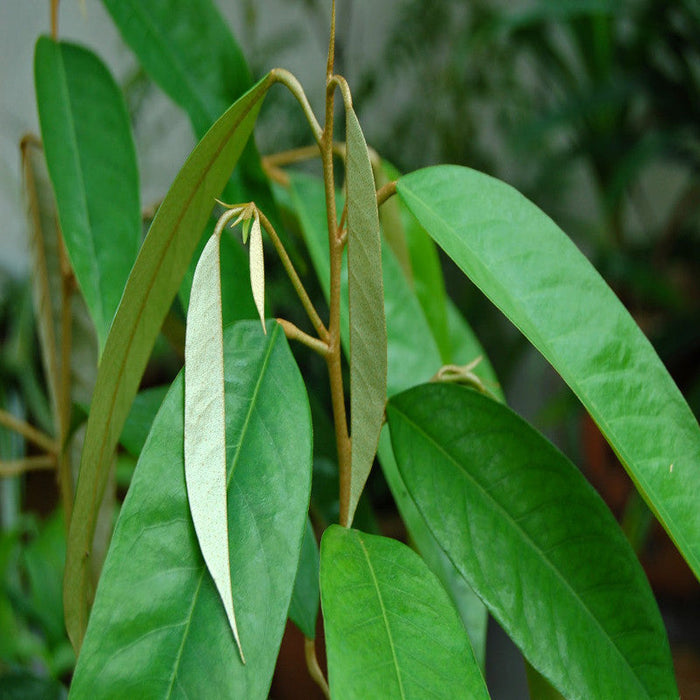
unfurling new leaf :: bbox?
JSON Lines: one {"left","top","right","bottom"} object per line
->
{"left": 185, "top": 227, "right": 244, "bottom": 663}
{"left": 249, "top": 212, "right": 266, "bottom": 333}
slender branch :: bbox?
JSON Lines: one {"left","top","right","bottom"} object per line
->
{"left": 326, "top": 0, "right": 336, "bottom": 80}
{"left": 305, "top": 637, "right": 331, "bottom": 699}
{"left": 51, "top": 0, "right": 59, "bottom": 39}
{"left": 322, "top": 29, "right": 353, "bottom": 528}
{"left": 276, "top": 319, "right": 330, "bottom": 357}
{"left": 270, "top": 69, "right": 323, "bottom": 145}
{"left": 263, "top": 144, "right": 322, "bottom": 168}
{"left": 0, "top": 455, "right": 56, "bottom": 477}
{"left": 376, "top": 180, "right": 397, "bottom": 208}
{"left": 0, "top": 410, "right": 58, "bottom": 454}
{"left": 257, "top": 210, "right": 329, "bottom": 343}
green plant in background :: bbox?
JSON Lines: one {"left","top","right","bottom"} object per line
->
{"left": 1, "top": 0, "right": 699, "bottom": 697}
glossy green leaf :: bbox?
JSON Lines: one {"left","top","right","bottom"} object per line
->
{"left": 70, "top": 321, "right": 312, "bottom": 698}
{"left": 288, "top": 518, "right": 320, "bottom": 639}
{"left": 289, "top": 172, "right": 488, "bottom": 658}
{"left": 398, "top": 165, "right": 700, "bottom": 579}
{"left": 345, "top": 107, "right": 387, "bottom": 525}
{"left": 387, "top": 382, "right": 678, "bottom": 699}
{"left": 63, "top": 75, "right": 272, "bottom": 651}
{"left": 101, "top": 0, "right": 277, "bottom": 242}
{"left": 184, "top": 232, "right": 243, "bottom": 660}
{"left": 119, "top": 385, "right": 169, "bottom": 458}
{"left": 101, "top": 0, "right": 250, "bottom": 137}
{"left": 320, "top": 526, "right": 489, "bottom": 700}
{"left": 34, "top": 37, "right": 141, "bottom": 352}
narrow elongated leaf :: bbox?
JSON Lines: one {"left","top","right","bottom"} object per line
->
{"left": 289, "top": 172, "right": 489, "bottom": 658}
{"left": 398, "top": 165, "right": 700, "bottom": 579}
{"left": 34, "top": 37, "right": 141, "bottom": 351}
{"left": 70, "top": 321, "right": 312, "bottom": 698}
{"left": 64, "top": 76, "right": 272, "bottom": 651}
{"left": 320, "top": 526, "right": 489, "bottom": 700}
{"left": 387, "top": 383, "right": 678, "bottom": 699}
{"left": 288, "top": 518, "right": 320, "bottom": 639}
{"left": 101, "top": 0, "right": 250, "bottom": 137}
{"left": 249, "top": 213, "right": 266, "bottom": 332}
{"left": 184, "top": 232, "right": 243, "bottom": 660}
{"left": 345, "top": 108, "right": 387, "bottom": 524}
{"left": 101, "top": 0, "right": 277, "bottom": 242}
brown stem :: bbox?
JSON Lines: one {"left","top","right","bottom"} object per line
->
{"left": 0, "top": 455, "right": 56, "bottom": 477}
{"left": 0, "top": 410, "right": 58, "bottom": 454}
{"left": 276, "top": 318, "right": 330, "bottom": 357}
{"left": 51, "top": 0, "right": 59, "bottom": 39}
{"left": 305, "top": 637, "right": 330, "bottom": 699}
{"left": 376, "top": 180, "right": 397, "bottom": 208}
{"left": 322, "top": 29, "right": 352, "bottom": 527}
{"left": 257, "top": 210, "right": 328, "bottom": 343}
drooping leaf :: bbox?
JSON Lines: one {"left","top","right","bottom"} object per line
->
{"left": 345, "top": 107, "right": 388, "bottom": 525}
{"left": 70, "top": 321, "right": 312, "bottom": 698}
{"left": 63, "top": 75, "right": 272, "bottom": 651}
{"left": 184, "top": 232, "right": 243, "bottom": 660}
{"left": 289, "top": 172, "right": 488, "bottom": 658}
{"left": 387, "top": 382, "right": 678, "bottom": 699}
{"left": 248, "top": 212, "right": 266, "bottom": 333}
{"left": 288, "top": 518, "right": 320, "bottom": 639}
{"left": 34, "top": 37, "right": 141, "bottom": 352}
{"left": 320, "top": 525, "right": 489, "bottom": 700}
{"left": 397, "top": 165, "right": 700, "bottom": 579}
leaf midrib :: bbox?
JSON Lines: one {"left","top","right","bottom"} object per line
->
{"left": 356, "top": 534, "right": 406, "bottom": 700}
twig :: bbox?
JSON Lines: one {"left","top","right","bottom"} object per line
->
{"left": 376, "top": 180, "right": 397, "bottom": 208}
{"left": 0, "top": 455, "right": 56, "bottom": 477}
{"left": 51, "top": 0, "right": 59, "bottom": 39}
{"left": 305, "top": 637, "right": 330, "bottom": 699}
{"left": 276, "top": 319, "right": 330, "bottom": 357}
{"left": 0, "top": 409, "right": 58, "bottom": 454}
{"left": 257, "top": 210, "right": 329, "bottom": 343}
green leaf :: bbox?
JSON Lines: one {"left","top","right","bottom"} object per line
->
{"left": 63, "top": 75, "right": 272, "bottom": 651}
{"left": 34, "top": 37, "right": 141, "bottom": 352}
{"left": 398, "top": 165, "right": 700, "bottom": 579}
{"left": 101, "top": 0, "right": 250, "bottom": 137}
{"left": 119, "top": 385, "right": 169, "bottom": 458}
{"left": 387, "top": 383, "right": 678, "bottom": 699}
{"left": 288, "top": 518, "right": 320, "bottom": 639}
{"left": 289, "top": 172, "right": 489, "bottom": 658}
{"left": 101, "top": 0, "right": 277, "bottom": 251}
{"left": 184, "top": 231, "right": 243, "bottom": 660}
{"left": 345, "top": 107, "right": 387, "bottom": 525}
{"left": 320, "top": 525, "right": 489, "bottom": 700}
{"left": 70, "top": 321, "right": 312, "bottom": 698}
